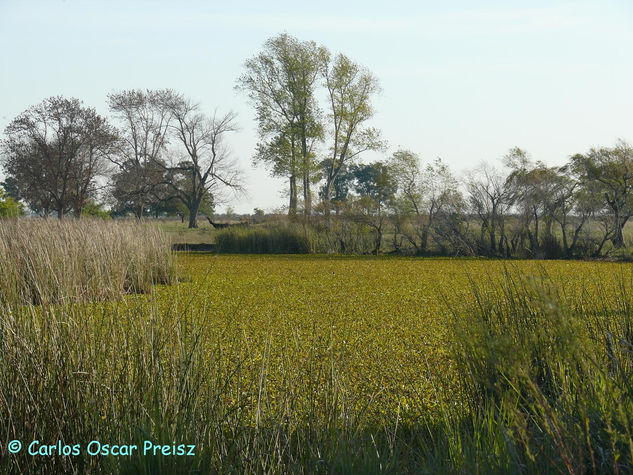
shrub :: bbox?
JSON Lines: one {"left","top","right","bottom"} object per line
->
{"left": 0, "top": 188, "right": 24, "bottom": 218}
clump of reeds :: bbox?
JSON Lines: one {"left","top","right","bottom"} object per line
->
{"left": 448, "top": 266, "right": 633, "bottom": 472}
{"left": 215, "top": 224, "right": 310, "bottom": 254}
{"left": 0, "top": 218, "right": 174, "bottom": 306}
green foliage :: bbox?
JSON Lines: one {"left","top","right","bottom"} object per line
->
{"left": 353, "top": 161, "right": 397, "bottom": 204}
{"left": 0, "top": 187, "right": 24, "bottom": 217}
{"left": 81, "top": 199, "right": 111, "bottom": 219}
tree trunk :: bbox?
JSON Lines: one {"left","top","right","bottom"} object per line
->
{"left": 489, "top": 228, "right": 497, "bottom": 254}
{"left": 612, "top": 210, "right": 626, "bottom": 248}
{"left": 373, "top": 225, "right": 382, "bottom": 255}
{"left": 301, "top": 126, "right": 311, "bottom": 216}
{"left": 289, "top": 175, "right": 297, "bottom": 217}
{"left": 561, "top": 221, "right": 569, "bottom": 256}
{"left": 533, "top": 212, "right": 539, "bottom": 251}
{"left": 323, "top": 182, "right": 332, "bottom": 218}
{"left": 188, "top": 201, "right": 200, "bottom": 228}
{"left": 499, "top": 220, "right": 508, "bottom": 257}
{"left": 479, "top": 222, "right": 486, "bottom": 252}
{"left": 420, "top": 226, "right": 429, "bottom": 253}
{"left": 303, "top": 174, "right": 311, "bottom": 216}
{"left": 568, "top": 216, "right": 587, "bottom": 256}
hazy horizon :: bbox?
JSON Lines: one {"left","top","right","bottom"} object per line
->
{"left": 1, "top": 0, "right": 632, "bottom": 213}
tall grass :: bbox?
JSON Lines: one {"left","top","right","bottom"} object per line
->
{"left": 1, "top": 256, "right": 632, "bottom": 472}
{"left": 215, "top": 221, "right": 380, "bottom": 254}
{"left": 0, "top": 218, "right": 174, "bottom": 306}
{"left": 215, "top": 224, "right": 310, "bottom": 254}
{"left": 0, "top": 291, "right": 383, "bottom": 473}
{"left": 447, "top": 267, "right": 633, "bottom": 472}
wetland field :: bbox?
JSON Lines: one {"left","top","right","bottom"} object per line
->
{"left": 2, "top": 225, "right": 632, "bottom": 473}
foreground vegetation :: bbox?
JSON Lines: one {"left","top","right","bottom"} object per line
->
{"left": 1, "top": 247, "right": 632, "bottom": 473}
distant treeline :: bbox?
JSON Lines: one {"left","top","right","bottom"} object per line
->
{"left": 314, "top": 142, "right": 633, "bottom": 258}
{"left": 211, "top": 141, "right": 633, "bottom": 259}
{"left": 1, "top": 32, "right": 633, "bottom": 258}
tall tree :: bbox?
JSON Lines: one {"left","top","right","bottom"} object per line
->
{"left": 390, "top": 151, "right": 460, "bottom": 254}
{"left": 349, "top": 161, "right": 398, "bottom": 254}
{"left": 570, "top": 141, "right": 633, "bottom": 249}
{"left": 1, "top": 96, "right": 115, "bottom": 218}
{"left": 107, "top": 89, "right": 175, "bottom": 218}
{"left": 467, "top": 163, "right": 511, "bottom": 255}
{"left": 165, "top": 96, "right": 242, "bottom": 228}
{"left": 321, "top": 53, "right": 383, "bottom": 217}
{"left": 237, "top": 33, "right": 327, "bottom": 217}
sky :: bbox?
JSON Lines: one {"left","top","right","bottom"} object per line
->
{"left": 1, "top": 0, "right": 632, "bottom": 213}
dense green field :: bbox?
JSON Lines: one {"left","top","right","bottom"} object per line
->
{"left": 172, "top": 255, "right": 625, "bottom": 420}
{"left": 3, "top": 254, "right": 633, "bottom": 473}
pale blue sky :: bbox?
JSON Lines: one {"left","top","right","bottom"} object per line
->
{"left": 1, "top": 0, "right": 632, "bottom": 212}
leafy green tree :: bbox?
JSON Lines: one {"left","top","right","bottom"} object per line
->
{"left": 237, "top": 34, "right": 327, "bottom": 217}
{"left": 346, "top": 161, "right": 397, "bottom": 254}
{"left": 321, "top": 53, "right": 384, "bottom": 216}
{"left": 319, "top": 161, "right": 355, "bottom": 215}
{"left": 352, "top": 162, "right": 397, "bottom": 204}
{"left": 570, "top": 141, "right": 633, "bottom": 248}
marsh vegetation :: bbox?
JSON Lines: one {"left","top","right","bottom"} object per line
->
{"left": 1, "top": 222, "right": 631, "bottom": 473}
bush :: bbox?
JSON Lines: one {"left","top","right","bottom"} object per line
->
{"left": 81, "top": 199, "right": 111, "bottom": 219}
{"left": 0, "top": 188, "right": 24, "bottom": 218}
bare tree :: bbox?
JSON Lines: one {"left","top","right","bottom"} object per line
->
{"left": 107, "top": 89, "right": 176, "bottom": 218}
{"left": 467, "top": 163, "right": 511, "bottom": 255}
{"left": 391, "top": 151, "right": 462, "bottom": 254}
{"left": 1, "top": 96, "right": 116, "bottom": 218}
{"left": 165, "top": 97, "right": 242, "bottom": 228}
